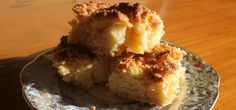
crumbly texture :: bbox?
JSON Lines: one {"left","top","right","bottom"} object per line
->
{"left": 109, "top": 43, "right": 186, "bottom": 106}
{"left": 69, "top": 1, "right": 164, "bottom": 56}
{"left": 51, "top": 2, "right": 186, "bottom": 107}
{"left": 51, "top": 36, "right": 111, "bottom": 88}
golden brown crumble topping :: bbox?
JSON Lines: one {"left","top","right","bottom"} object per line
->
{"left": 52, "top": 36, "right": 94, "bottom": 62}
{"left": 112, "top": 43, "right": 185, "bottom": 82}
{"left": 72, "top": 1, "right": 158, "bottom": 24}
{"left": 73, "top": 1, "right": 109, "bottom": 17}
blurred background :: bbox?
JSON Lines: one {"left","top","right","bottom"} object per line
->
{"left": 0, "top": 0, "right": 236, "bottom": 109}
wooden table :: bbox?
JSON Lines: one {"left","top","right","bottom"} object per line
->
{"left": 0, "top": 0, "right": 235, "bottom": 109}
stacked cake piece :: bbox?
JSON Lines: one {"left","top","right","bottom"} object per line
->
{"left": 51, "top": 1, "right": 186, "bottom": 107}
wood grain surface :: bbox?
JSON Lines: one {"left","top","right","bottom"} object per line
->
{"left": 0, "top": 0, "right": 236, "bottom": 109}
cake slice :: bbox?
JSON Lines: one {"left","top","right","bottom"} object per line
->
{"left": 69, "top": 2, "right": 164, "bottom": 56}
{"left": 109, "top": 43, "right": 186, "bottom": 106}
{"left": 51, "top": 36, "right": 111, "bottom": 88}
